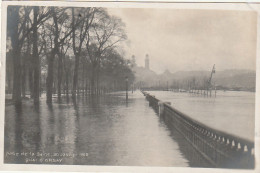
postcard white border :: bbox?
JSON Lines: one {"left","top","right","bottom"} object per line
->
{"left": 0, "top": 1, "right": 259, "bottom": 173}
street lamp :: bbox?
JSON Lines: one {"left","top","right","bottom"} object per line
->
{"left": 125, "top": 76, "right": 128, "bottom": 100}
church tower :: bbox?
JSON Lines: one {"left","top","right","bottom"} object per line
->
{"left": 145, "top": 54, "right": 149, "bottom": 70}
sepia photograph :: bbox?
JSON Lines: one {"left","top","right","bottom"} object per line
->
{"left": 1, "top": 1, "right": 260, "bottom": 172}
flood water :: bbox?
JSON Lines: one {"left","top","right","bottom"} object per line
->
{"left": 4, "top": 91, "right": 189, "bottom": 166}
{"left": 148, "top": 90, "right": 255, "bottom": 141}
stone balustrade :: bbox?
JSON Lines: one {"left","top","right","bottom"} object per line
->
{"left": 141, "top": 90, "right": 254, "bottom": 169}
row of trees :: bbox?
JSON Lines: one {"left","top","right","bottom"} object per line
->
{"left": 139, "top": 76, "right": 211, "bottom": 91}
{"left": 6, "top": 6, "right": 134, "bottom": 104}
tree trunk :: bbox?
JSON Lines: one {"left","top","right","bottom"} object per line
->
{"left": 72, "top": 54, "right": 80, "bottom": 99}
{"left": 39, "top": 67, "right": 42, "bottom": 97}
{"left": 21, "top": 57, "right": 26, "bottom": 98}
{"left": 96, "top": 64, "right": 100, "bottom": 95}
{"left": 57, "top": 54, "right": 63, "bottom": 102}
{"left": 63, "top": 81, "right": 66, "bottom": 95}
{"left": 85, "top": 79, "right": 88, "bottom": 96}
{"left": 46, "top": 55, "right": 54, "bottom": 103}
{"left": 33, "top": 6, "right": 40, "bottom": 104}
{"left": 7, "top": 69, "right": 12, "bottom": 94}
{"left": 9, "top": 7, "right": 21, "bottom": 104}
{"left": 91, "top": 66, "right": 95, "bottom": 95}
{"left": 29, "top": 66, "right": 34, "bottom": 98}
{"left": 65, "top": 71, "right": 69, "bottom": 102}
{"left": 77, "top": 84, "right": 80, "bottom": 97}
{"left": 53, "top": 76, "right": 57, "bottom": 94}
{"left": 12, "top": 49, "right": 22, "bottom": 104}
{"left": 82, "top": 63, "right": 85, "bottom": 96}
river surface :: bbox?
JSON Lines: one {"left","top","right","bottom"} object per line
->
{"left": 148, "top": 90, "right": 255, "bottom": 141}
{"left": 4, "top": 91, "right": 189, "bottom": 166}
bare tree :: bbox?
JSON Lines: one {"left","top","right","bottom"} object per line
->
{"left": 71, "top": 7, "right": 96, "bottom": 100}
{"left": 59, "top": 36, "right": 71, "bottom": 102}
{"left": 7, "top": 6, "right": 32, "bottom": 104}
{"left": 45, "top": 7, "right": 82, "bottom": 103}
{"left": 86, "top": 9, "right": 127, "bottom": 94}
{"left": 7, "top": 6, "right": 51, "bottom": 104}
{"left": 7, "top": 6, "right": 130, "bottom": 104}
{"left": 32, "top": 6, "right": 52, "bottom": 104}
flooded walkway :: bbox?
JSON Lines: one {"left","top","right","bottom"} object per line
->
{"left": 5, "top": 91, "right": 188, "bottom": 166}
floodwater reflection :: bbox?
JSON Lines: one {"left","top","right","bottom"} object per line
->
{"left": 5, "top": 91, "right": 188, "bottom": 166}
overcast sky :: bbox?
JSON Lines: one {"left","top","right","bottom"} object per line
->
{"left": 108, "top": 8, "right": 257, "bottom": 74}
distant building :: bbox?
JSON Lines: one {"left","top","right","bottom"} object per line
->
{"left": 131, "top": 53, "right": 158, "bottom": 88}
{"left": 145, "top": 54, "right": 149, "bottom": 70}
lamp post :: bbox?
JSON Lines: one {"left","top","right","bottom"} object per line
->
{"left": 125, "top": 76, "right": 128, "bottom": 100}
